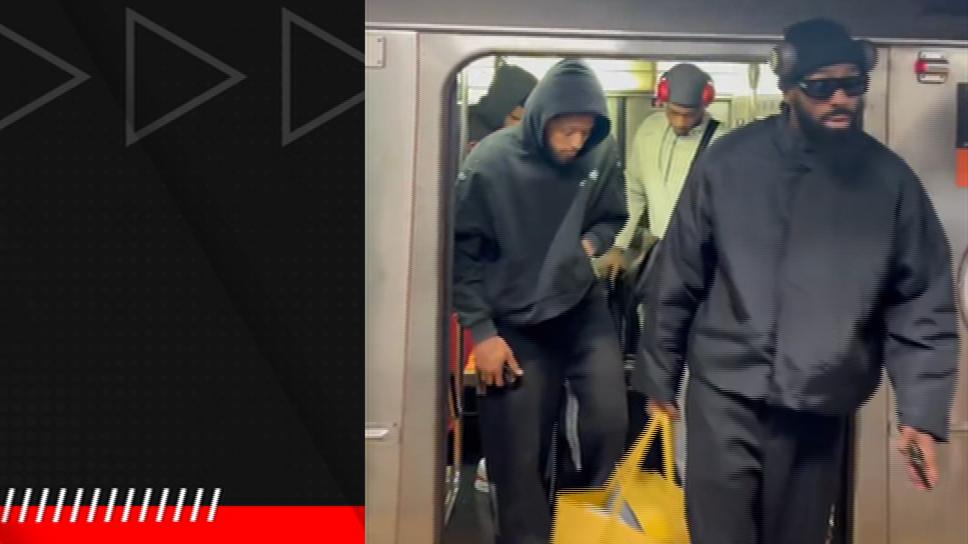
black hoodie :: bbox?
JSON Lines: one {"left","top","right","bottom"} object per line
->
{"left": 467, "top": 63, "right": 538, "bottom": 144}
{"left": 453, "top": 59, "right": 627, "bottom": 343}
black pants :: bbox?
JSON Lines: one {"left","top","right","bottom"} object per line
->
{"left": 478, "top": 288, "right": 628, "bottom": 544}
{"left": 685, "top": 377, "right": 846, "bottom": 544}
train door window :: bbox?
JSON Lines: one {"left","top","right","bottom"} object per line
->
{"left": 443, "top": 54, "right": 785, "bottom": 544}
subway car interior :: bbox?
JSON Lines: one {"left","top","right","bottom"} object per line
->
{"left": 365, "top": 3, "right": 968, "bottom": 542}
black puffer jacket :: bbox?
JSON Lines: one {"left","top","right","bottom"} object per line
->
{"left": 637, "top": 112, "right": 959, "bottom": 441}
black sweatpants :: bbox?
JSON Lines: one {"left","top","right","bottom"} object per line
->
{"left": 478, "top": 287, "right": 628, "bottom": 544}
{"left": 685, "top": 377, "right": 846, "bottom": 544}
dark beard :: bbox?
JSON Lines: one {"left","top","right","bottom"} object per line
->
{"left": 792, "top": 98, "right": 868, "bottom": 176}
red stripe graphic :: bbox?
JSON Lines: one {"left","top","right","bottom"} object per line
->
{"left": 0, "top": 506, "right": 363, "bottom": 543}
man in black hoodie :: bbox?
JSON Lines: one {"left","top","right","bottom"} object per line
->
{"left": 466, "top": 62, "right": 538, "bottom": 154}
{"left": 639, "top": 18, "right": 959, "bottom": 543}
{"left": 453, "top": 59, "right": 628, "bottom": 543}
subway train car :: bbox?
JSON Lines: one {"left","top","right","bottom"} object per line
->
{"left": 364, "top": 1, "right": 968, "bottom": 542}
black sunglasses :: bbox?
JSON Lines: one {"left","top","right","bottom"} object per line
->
{"left": 797, "top": 75, "right": 869, "bottom": 100}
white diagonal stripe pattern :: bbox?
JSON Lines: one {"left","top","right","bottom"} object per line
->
{"left": 208, "top": 488, "right": 221, "bottom": 522}
{"left": 52, "top": 488, "right": 66, "bottom": 523}
{"left": 139, "top": 488, "right": 152, "bottom": 523}
{"left": 0, "top": 488, "right": 221, "bottom": 523}
{"left": 121, "top": 488, "right": 135, "bottom": 523}
{"left": 3, "top": 488, "right": 15, "bottom": 524}
{"left": 70, "top": 488, "right": 83, "bottom": 523}
{"left": 87, "top": 488, "right": 100, "bottom": 523}
{"left": 156, "top": 488, "right": 169, "bottom": 523}
{"left": 35, "top": 488, "right": 49, "bottom": 523}
{"left": 19, "top": 488, "right": 32, "bottom": 524}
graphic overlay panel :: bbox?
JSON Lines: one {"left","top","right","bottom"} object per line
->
{"left": 0, "top": 1, "right": 362, "bottom": 541}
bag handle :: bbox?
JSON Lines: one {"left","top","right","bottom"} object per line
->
{"left": 602, "top": 411, "right": 676, "bottom": 518}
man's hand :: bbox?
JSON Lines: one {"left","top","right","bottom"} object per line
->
{"left": 897, "top": 426, "right": 939, "bottom": 490}
{"left": 598, "top": 246, "right": 628, "bottom": 282}
{"left": 473, "top": 336, "right": 523, "bottom": 389}
{"left": 582, "top": 238, "right": 597, "bottom": 258}
{"left": 647, "top": 399, "right": 680, "bottom": 421}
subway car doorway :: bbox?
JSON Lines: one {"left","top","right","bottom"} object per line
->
{"left": 441, "top": 53, "right": 858, "bottom": 544}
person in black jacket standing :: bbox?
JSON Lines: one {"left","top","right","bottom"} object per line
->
{"left": 638, "top": 18, "right": 959, "bottom": 544}
{"left": 453, "top": 58, "right": 628, "bottom": 544}
{"left": 466, "top": 62, "right": 538, "bottom": 154}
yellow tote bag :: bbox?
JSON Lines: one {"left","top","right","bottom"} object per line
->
{"left": 551, "top": 411, "right": 690, "bottom": 544}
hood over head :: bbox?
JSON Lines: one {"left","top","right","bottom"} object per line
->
{"left": 521, "top": 59, "right": 612, "bottom": 161}
{"left": 472, "top": 63, "right": 538, "bottom": 132}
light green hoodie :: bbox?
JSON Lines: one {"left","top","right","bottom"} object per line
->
{"left": 614, "top": 111, "right": 728, "bottom": 247}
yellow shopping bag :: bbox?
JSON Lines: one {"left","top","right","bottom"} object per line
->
{"left": 551, "top": 411, "right": 689, "bottom": 543}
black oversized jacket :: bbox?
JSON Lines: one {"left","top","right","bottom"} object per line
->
{"left": 453, "top": 59, "right": 627, "bottom": 343}
{"left": 637, "top": 113, "right": 959, "bottom": 441}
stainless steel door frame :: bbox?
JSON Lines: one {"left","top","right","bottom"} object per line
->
{"left": 365, "top": 29, "right": 419, "bottom": 544}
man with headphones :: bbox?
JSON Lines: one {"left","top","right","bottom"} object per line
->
{"left": 638, "top": 18, "right": 958, "bottom": 543}
{"left": 597, "top": 62, "right": 727, "bottom": 484}
{"left": 604, "top": 63, "right": 726, "bottom": 271}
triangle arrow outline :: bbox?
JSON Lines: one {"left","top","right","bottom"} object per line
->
{"left": 126, "top": 9, "right": 247, "bottom": 146}
{"left": 0, "top": 23, "right": 91, "bottom": 132}
{"left": 282, "top": 8, "right": 364, "bottom": 147}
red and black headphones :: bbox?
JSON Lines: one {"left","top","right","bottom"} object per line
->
{"left": 655, "top": 74, "right": 716, "bottom": 106}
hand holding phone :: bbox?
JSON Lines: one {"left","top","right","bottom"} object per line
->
{"left": 907, "top": 443, "right": 932, "bottom": 490}
{"left": 473, "top": 337, "right": 524, "bottom": 395}
{"left": 898, "top": 426, "right": 939, "bottom": 491}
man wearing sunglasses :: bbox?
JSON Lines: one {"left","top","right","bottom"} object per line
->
{"left": 637, "top": 18, "right": 959, "bottom": 544}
